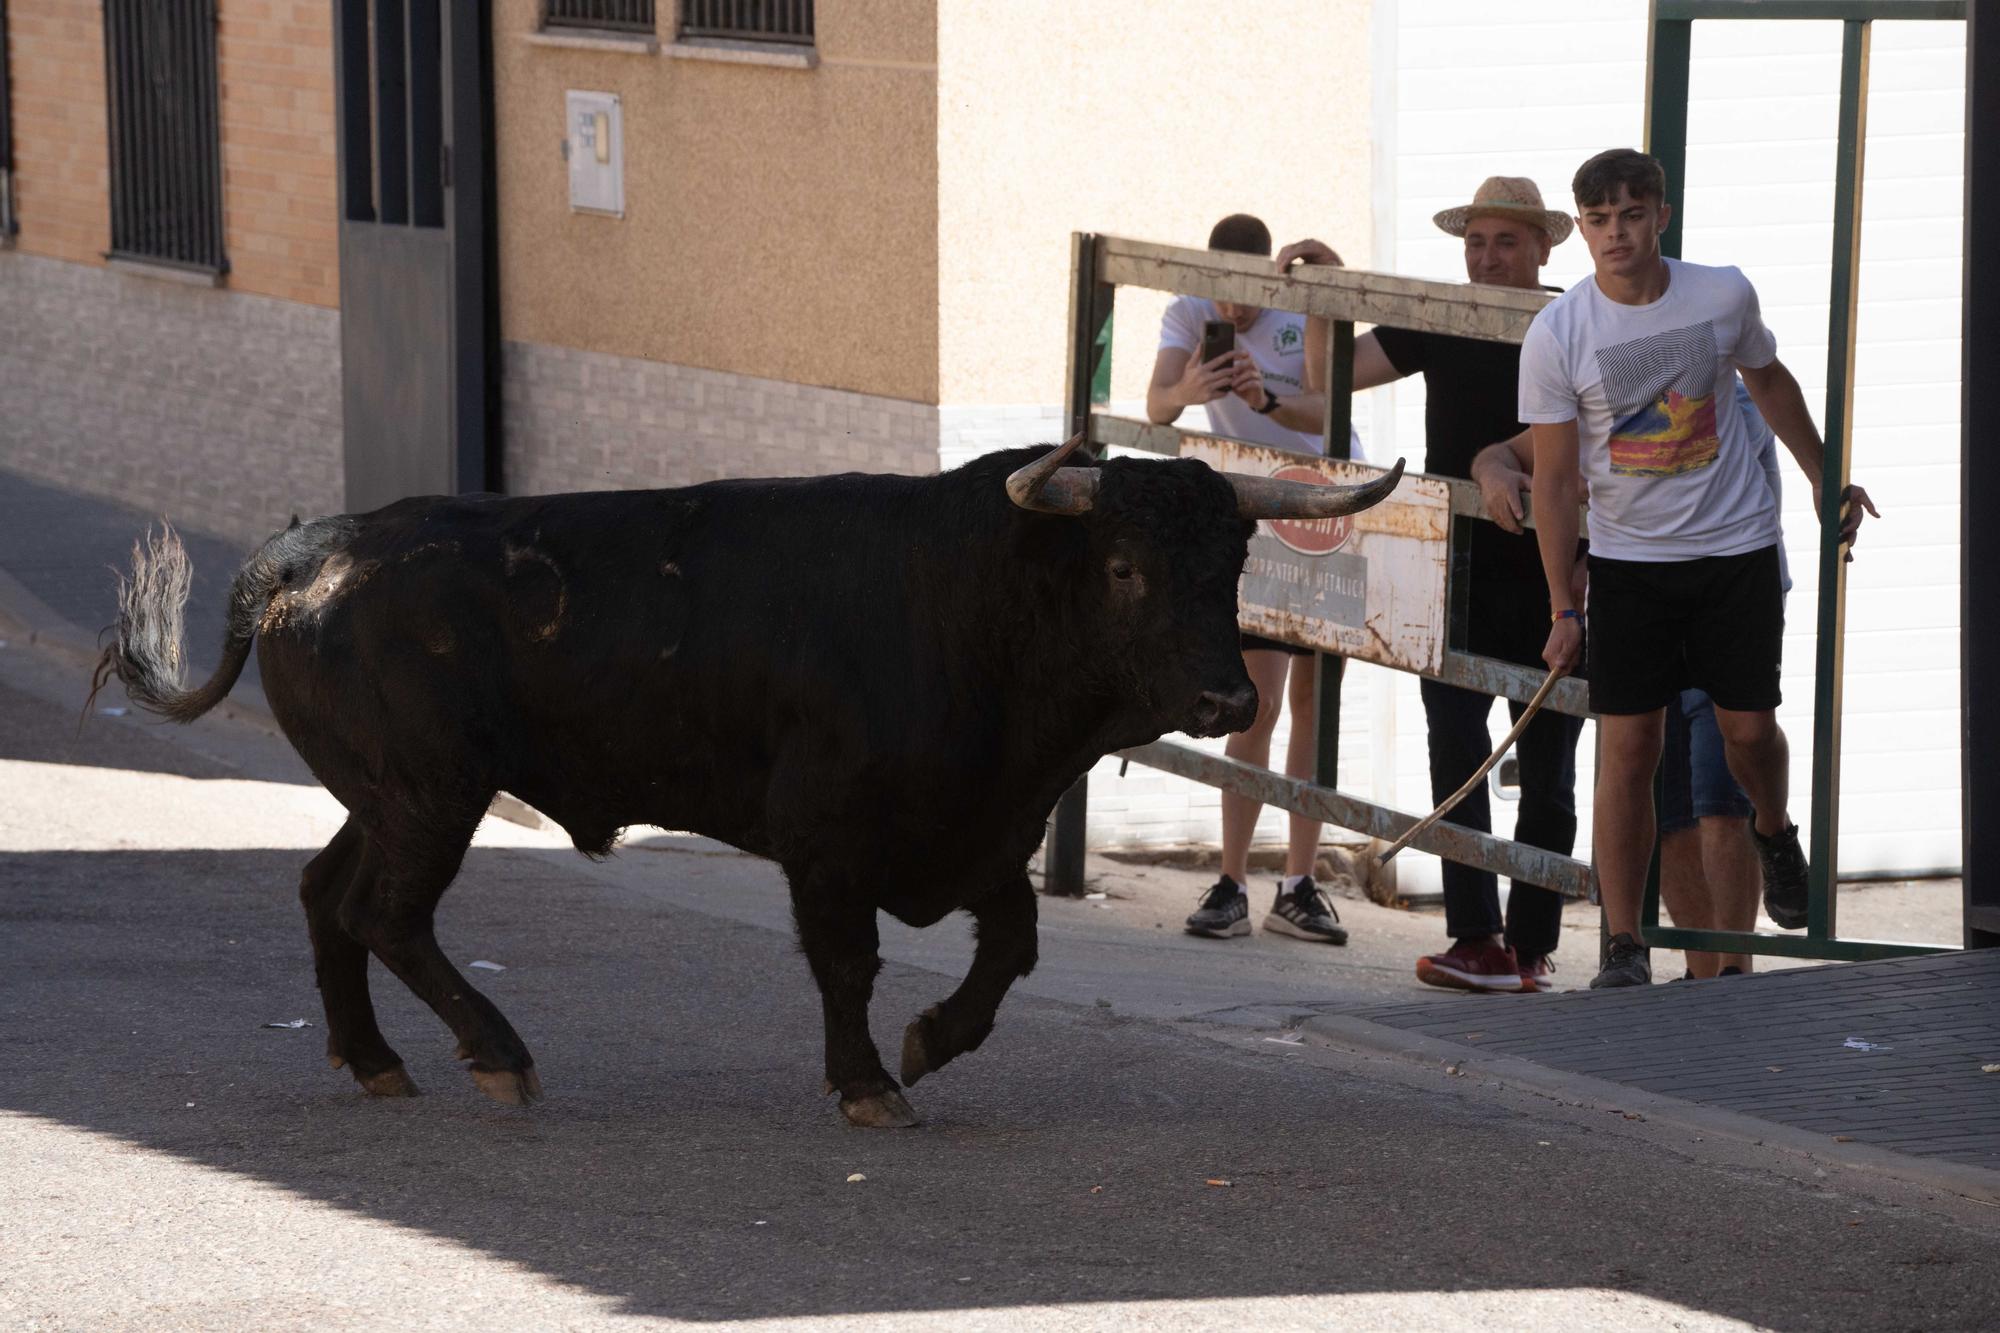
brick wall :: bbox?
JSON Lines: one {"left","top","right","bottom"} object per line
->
{"left": 6, "top": 0, "right": 109, "bottom": 265}
{"left": 501, "top": 341, "right": 941, "bottom": 496}
{"left": 4, "top": 0, "right": 337, "bottom": 305}
{"left": 216, "top": 0, "right": 338, "bottom": 306}
{"left": 0, "top": 253, "right": 343, "bottom": 547}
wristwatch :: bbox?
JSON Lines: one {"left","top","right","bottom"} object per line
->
{"left": 1254, "top": 389, "right": 1280, "bottom": 415}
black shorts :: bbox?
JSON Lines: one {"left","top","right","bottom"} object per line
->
{"left": 1585, "top": 545, "right": 1783, "bottom": 716}
{"left": 1241, "top": 633, "right": 1313, "bottom": 657}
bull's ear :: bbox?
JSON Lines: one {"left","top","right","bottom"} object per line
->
{"left": 1230, "top": 459, "right": 1405, "bottom": 519}
{"left": 1006, "top": 432, "right": 1099, "bottom": 515}
{"left": 288, "top": 514, "right": 302, "bottom": 530}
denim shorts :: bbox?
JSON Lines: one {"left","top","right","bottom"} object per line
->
{"left": 1659, "top": 688, "right": 1753, "bottom": 835}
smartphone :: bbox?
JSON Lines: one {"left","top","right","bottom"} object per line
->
{"left": 1199, "top": 318, "right": 1235, "bottom": 368}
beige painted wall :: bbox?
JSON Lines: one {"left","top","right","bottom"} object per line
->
{"left": 937, "top": 0, "right": 1375, "bottom": 409}
{"left": 492, "top": 0, "right": 939, "bottom": 404}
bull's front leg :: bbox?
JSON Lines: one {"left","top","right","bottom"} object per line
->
{"left": 790, "top": 879, "right": 917, "bottom": 1128}
{"left": 900, "top": 873, "right": 1037, "bottom": 1088}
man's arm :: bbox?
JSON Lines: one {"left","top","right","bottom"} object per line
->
{"left": 1275, "top": 240, "right": 1404, "bottom": 396}
{"left": 1738, "top": 357, "right": 1878, "bottom": 546}
{"left": 1304, "top": 319, "right": 1404, "bottom": 394}
{"left": 1469, "top": 430, "right": 1535, "bottom": 534}
{"left": 1149, "top": 345, "right": 1239, "bottom": 426}
{"left": 1531, "top": 420, "right": 1585, "bottom": 674}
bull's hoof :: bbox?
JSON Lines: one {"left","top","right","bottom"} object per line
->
{"left": 900, "top": 1010, "right": 943, "bottom": 1087}
{"left": 356, "top": 1064, "right": 420, "bottom": 1098}
{"left": 471, "top": 1065, "right": 543, "bottom": 1106}
{"left": 839, "top": 1087, "right": 919, "bottom": 1129}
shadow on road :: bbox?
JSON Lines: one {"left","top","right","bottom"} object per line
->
{"left": 3, "top": 840, "right": 1994, "bottom": 1328}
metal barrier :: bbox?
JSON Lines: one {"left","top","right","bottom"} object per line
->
{"left": 1046, "top": 232, "right": 1598, "bottom": 908}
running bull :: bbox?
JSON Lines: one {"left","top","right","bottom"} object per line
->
{"left": 98, "top": 435, "right": 1402, "bottom": 1126}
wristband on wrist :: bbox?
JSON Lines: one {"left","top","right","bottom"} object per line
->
{"left": 1551, "top": 607, "right": 1582, "bottom": 624}
{"left": 1254, "top": 389, "right": 1280, "bottom": 415}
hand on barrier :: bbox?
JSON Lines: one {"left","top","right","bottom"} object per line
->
{"left": 1275, "top": 238, "right": 1344, "bottom": 271}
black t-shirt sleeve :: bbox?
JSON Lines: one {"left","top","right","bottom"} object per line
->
{"left": 1371, "top": 325, "right": 1427, "bottom": 378}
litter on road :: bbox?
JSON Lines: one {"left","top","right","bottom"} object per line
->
{"left": 846, "top": 1173, "right": 865, "bottom": 1183}
{"left": 469, "top": 960, "right": 506, "bottom": 972}
{"left": 261, "top": 1018, "right": 312, "bottom": 1029}
{"left": 1842, "top": 1037, "right": 1892, "bottom": 1052}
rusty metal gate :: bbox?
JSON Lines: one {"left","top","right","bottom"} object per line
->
{"left": 1046, "top": 233, "right": 1597, "bottom": 906}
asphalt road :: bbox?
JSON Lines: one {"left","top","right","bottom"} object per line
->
{"left": 2, "top": 637, "right": 1996, "bottom": 1331}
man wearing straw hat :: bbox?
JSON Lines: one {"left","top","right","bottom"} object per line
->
{"left": 1278, "top": 176, "right": 1588, "bottom": 995}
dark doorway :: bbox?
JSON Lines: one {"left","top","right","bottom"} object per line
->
{"left": 332, "top": 0, "right": 491, "bottom": 513}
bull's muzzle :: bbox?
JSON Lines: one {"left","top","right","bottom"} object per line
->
{"left": 1006, "top": 432, "right": 1407, "bottom": 519}
{"left": 1184, "top": 682, "right": 1260, "bottom": 739}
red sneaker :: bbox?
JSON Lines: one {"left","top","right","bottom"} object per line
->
{"left": 1416, "top": 940, "right": 1526, "bottom": 993}
{"left": 1517, "top": 953, "right": 1557, "bottom": 993}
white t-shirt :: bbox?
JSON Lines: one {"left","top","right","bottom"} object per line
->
{"left": 1158, "top": 296, "right": 1365, "bottom": 460}
{"left": 1734, "top": 375, "right": 1791, "bottom": 594}
{"left": 1518, "top": 258, "right": 1779, "bottom": 561}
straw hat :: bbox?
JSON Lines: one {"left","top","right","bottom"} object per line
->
{"left": 1432, "top": 176, "right": 1574, "bottom": 245}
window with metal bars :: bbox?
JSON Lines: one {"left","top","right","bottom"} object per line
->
{"left": 545, "top": 1, "right": 656, "bottom": 33}
{"left": 1, "top": 0, "right": 18, "bottom": 238}
{"left": 681, "top": 0, "right": 814, "bottom": 45}
{"left": 103, "top": 0, "right": 226, "bottom": 273}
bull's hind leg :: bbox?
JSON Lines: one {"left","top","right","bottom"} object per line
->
{"left": 339, "top": 814, "right": 543, "bottom": 1106}
{"left": 790, "top": 879, "right": 916, "bottom": 1128}
{"left": 300, "top": 818, "right": 416, "bottom": 1096}
{"left": 900, "top": 874, "right": 1038, "bottom": 1088}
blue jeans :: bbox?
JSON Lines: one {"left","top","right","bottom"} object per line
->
{"left": 1660, "top": 688, "right": 1753, "bottom": 834}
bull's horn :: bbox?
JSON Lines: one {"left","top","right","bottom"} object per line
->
{"left": 1230, "top": 458, "right": 1406, "bottom": 520}
{"left": 1005, "top": 431, "right": 1100, "bottom": 514}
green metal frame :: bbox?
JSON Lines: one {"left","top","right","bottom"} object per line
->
{"left": 1639, "top": 0, "right": 1964, "bottom": 962}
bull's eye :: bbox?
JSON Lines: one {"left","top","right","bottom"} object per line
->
{"left": 1109, "top": 559, "right": 1136, "bottom": 582}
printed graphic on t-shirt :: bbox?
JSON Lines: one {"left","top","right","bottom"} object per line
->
{"left": 1275, "top": 324, "right": 1302, "bottom": 355}
{"left": 1595, "top": 321, "right": 1722, "bottom": 478}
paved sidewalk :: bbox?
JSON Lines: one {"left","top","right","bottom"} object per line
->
{"left": 1312, "top": 948, "right": 2000, "bottom": 1183}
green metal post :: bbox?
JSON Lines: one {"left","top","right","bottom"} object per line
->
{"left": 1646, "top": 7, "right": 1693, "bottom": 260}
{"left": 1046, "top": 232, "right": 1116, "bottom": 897}
{"left": 1638, "top": 4, "right": 1692, "bottom": 954}
{"left": 1805, "top": 21, "right": 1870, "bottom": 940}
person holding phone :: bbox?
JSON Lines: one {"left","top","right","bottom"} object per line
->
{"left": 1147, "top": 213, "right": 1362, "bottom": 947}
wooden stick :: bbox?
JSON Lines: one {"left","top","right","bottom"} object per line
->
{"left": 1377, "top": 666, "right": 1566, "bottom": 865}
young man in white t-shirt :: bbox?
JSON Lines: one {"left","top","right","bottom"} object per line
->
{"left": 1146, "top": 213, "right": 1355, "bottom": 946}
{"left": 1519, "top": 149, "right": 1877, "bottom": 989}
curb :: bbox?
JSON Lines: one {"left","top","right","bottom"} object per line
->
{"left": 0, "top": 565, "right": 554, "bottom": 837}
{"left": 1303, "top": 1010, "right": 2000, "bottom": 1207}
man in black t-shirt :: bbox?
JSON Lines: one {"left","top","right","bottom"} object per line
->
{"left": 1277, "top": 176, "right": 1585, "bottom": 995}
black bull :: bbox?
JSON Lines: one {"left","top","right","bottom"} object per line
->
{"left": 100, "top": 440, "right": 1401, "bottom": 1127}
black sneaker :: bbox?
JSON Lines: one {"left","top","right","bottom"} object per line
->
{"left": 1588, "top": 933, "right": 1652, "bottom": 989}
{"left": 1263, "top": 878, "right": 1348, "bottom": 945}
{"left": 1754, "top": 822, "right": 1810, "bottom": 929}
{"left": 1186, "top": 877, "right": 1250, "bottom": 938}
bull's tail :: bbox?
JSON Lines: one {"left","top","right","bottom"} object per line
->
{"left": 90, "top": 518, "right": 343, "bottom": 725}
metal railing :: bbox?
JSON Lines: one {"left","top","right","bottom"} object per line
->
{"left": 103, "top": 0, "right": 225, "bottom": 274}
{"left": 546, "top": 1, "right": 655, "bottom": 33}
{"left": 681, "top": 0, "right": 814, "bottom": 44}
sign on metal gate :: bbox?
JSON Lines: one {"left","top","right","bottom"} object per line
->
{"left": 1178, "top": 438, "right": 1450, "bottom": 674}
